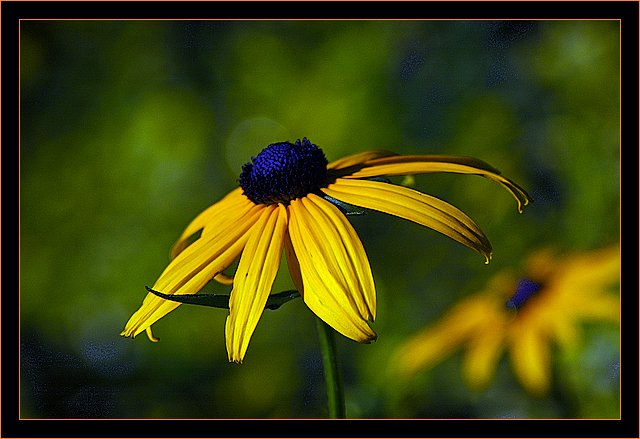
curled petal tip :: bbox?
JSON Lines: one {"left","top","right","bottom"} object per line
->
{"left": 214, "top": 272, "right": 235, "bottom": 286}
{"left": 146, "top": 327, "right": 159, "bottom": 343}
{"left": 518, "top": 194, "right": 533, "bottom": 213}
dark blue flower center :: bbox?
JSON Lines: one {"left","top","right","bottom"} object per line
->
{"left": 506, "top": 278, "right": 543, "bottom": 310}
{"left": 239, "top": 138, "right": 328, "bottom": 205}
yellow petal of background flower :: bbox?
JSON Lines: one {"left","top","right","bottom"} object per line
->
{"left": 344, "top": 155, "right": 531, "bottom": 213}
{"left": 323, "top": 179, "right": 492, "bottom": 263}
{"left": 543, "top": 306, "right": 580, "bottom": 348}
{"left": 170, "top": 188, "right": 251, "bottom": 258}
{"left": 225, "top": 204, "right": 288, "bottom": 363}
{"left": 533, "top": 245, "right": 620, "bottom": 345}
{"left": 393, "top": 295, "right": 498, "bottom": 376}
{"left": 508, "top": 327, "right": 550, "bottom": 396}
{"left": 571, "top": 294, "right": 620, "bottom": 322}
{"left": 120, "top": 203, "right": 264, "bottom": 339}
{"left": 288, "top": 196, "right": 377, "bottom": 343}
{"left": 462, "top": 319, "right": 507, "bottom": 390}
{"left": 557, "top": 245, "right": 621, "bottom": 292}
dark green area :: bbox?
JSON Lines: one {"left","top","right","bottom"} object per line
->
{"left": 20, "top": 20, "right": 620, "bottom": 419}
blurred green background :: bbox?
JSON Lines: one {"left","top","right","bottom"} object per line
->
{"left": 20, "top": 20, "right": 620, "bottom": 418}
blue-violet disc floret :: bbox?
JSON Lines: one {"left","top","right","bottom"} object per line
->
{"left": 506, "top": 278, "right": 543, "bottom": 310}
{"left": 239, "top": 138, "right": 329, "bottom": 205}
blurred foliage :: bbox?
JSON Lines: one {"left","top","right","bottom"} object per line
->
{"left": 20, "top": 20, "right": 620, "bottom": 419}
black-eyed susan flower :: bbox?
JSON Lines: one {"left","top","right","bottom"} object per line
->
{"left": 121, "top": 138, "right": 530, "bottom": 363}
{"left": 392, "top": 245, "right": 620, "bottom": 396}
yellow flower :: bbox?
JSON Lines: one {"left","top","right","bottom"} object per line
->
{"left": 393, "top": 245, "right": 620, "bottom": 396}
{"left": 121, "top": 138, "right": 529, "bottom": 363}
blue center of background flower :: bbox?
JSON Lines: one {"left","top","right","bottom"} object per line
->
{"left": 506, "top": 278, "right": 543, "bottom": 310}
{"left": 239, "top": 138, "right": 329, "bottom": 205}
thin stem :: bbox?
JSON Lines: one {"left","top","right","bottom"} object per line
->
{"left": 315, "top": 318, "right": 346, "bottom": 418}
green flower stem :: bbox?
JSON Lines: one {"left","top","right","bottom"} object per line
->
{"left": 315, "top": 317, "right": 346, "bottom": 418}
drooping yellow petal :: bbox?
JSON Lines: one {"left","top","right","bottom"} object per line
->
{"left": 120, "top": 203, "right": 265, "bottom": 339}
{"left": 327, "top": 150, "right": 397, "bottom": 170}
{"left": 304, "top": 194, "right": 376, "bottom": 318}
{"left": 155, "top": 203, "right": 265, "bottom": 293}
{"left": 171, "top": 188, "right": 252, "bottom": 258}
{"left": 225, "top": 204, "right": 288, "bottom": 363}
{"left": 344, "top": 155, "right": 530, "bottom": 213}
{"left": 284, "top": 232, "right": 304, "bottom": 293}
{"left": 288, "top": 197, "right": 377, "bottom": 343}
{"left": 323, "top": 178, "right": 492, "bottom": 263}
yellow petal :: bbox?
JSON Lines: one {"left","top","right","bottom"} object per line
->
{"left": 344, "top": 155, "right": 530, "bottom": 213}
{"left": 213, "top": 272, "right": 234, "bottom": 286}
{"left": 156, "top": 203, "right": 264, "bottom": 292}
{"left": 462, "top": 320, "right": 507, "bottom": 390}
{"left": 307, "top": 194, "right": 376, "bottom": 318}
{"left": 170, "top": 188, "right": 252, "bottom": 258}
{"left": 145, "top": 327, "right": 159, "bottom": 343}
{"left": 508, "top": 327, "right": 550, "bottom": 396}
{"left": 225, "top": 204, "right": 288, "bottom": 363}
{"left": 120, "top": 203, "right": 264, "bottom": 339}
{"left": 394, "top": 295, "right": 498, "bottom": 376}
{"left": 327, "top": 150, "right": 397, "bottom": 170}
{"left": 547, "top": 313, "right": 579, "bottom": 348}
{"left": 567, "top": 294, "right": 620, "bottom": 324}
{"left": 558, "top": 245, "right": 621, "bottom": 291}
{"left": 288, "top": 197, "right": 377, "bottom": 343}
{"left": 284, "top": 232, "right": 304, "bottom": 293}
{"left": 323, "top": 179, "right": 492, "bottom": 263}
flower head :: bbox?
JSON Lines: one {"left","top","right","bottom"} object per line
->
{"left": 121, "top": 138, "right": 530, "bottom": 363}
{"left": 239, "top": 138, "right": 328, "bottom": 205}
{"left": 392, "top": 245, "right": 620, "bottom": 395}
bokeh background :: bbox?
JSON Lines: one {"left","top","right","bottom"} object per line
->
{"left": 20, "top": 19, "right": 620, "bottom": 419}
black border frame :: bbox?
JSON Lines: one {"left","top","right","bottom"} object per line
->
{"left": 5, "top": 1, "right": 639, "bottom": 438}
